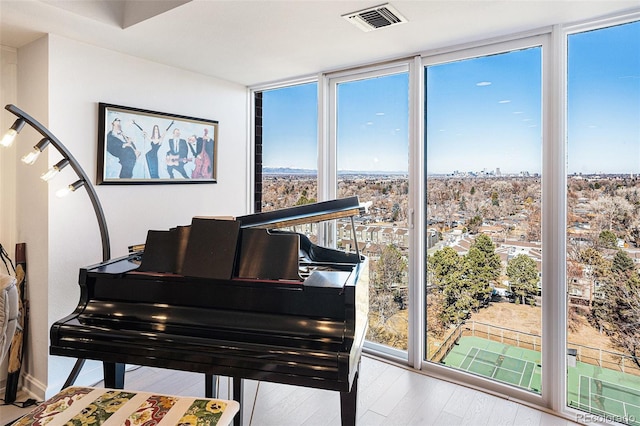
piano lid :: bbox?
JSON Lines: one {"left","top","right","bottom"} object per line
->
{"left": 237, "top": 196, "right": 367, "bottom": 229}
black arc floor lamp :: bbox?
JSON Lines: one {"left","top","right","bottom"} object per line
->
{"left": 2, "top": 103, "right": 111, "bottom": 387}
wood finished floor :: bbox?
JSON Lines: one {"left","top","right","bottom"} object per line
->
{"left": 3, "top": 355, "right": 579, "bottom": 426}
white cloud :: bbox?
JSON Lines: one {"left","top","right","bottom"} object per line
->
{"left": 476, "top": 81, "right": 492, "bottom": 86}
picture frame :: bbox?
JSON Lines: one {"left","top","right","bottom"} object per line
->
{"left": 97, "top": 103, "right": 218, "bottom": 184}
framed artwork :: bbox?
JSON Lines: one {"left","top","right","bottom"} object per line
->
{"left": 97, "top": 103, "right": 218, "bottom": 184}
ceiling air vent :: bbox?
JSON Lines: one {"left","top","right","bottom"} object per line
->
{"left": 343, "top": 3, "right": 407, "bottom": 32}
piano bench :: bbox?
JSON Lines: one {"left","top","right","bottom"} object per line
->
{"left": 10, "top": 386, "right": 239, "bottom": 426}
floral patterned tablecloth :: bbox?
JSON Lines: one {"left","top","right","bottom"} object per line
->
{"left": 11, "top": 386, "right": 239, "bottom": 426}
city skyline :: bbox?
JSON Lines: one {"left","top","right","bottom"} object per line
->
{"left": 262, "top": 165, "right": 636, "bottom": 177}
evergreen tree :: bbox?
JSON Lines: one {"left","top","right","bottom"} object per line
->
{"left": 459, "top": 196, "right": 467, "bottom": 211}
{"left": 598, "top": 230, "right": 618, "bottom": 249}
{"left": 470, "top": 234, "right": 501, "bottom": 270}
{"left": 612, "top": 249, "right": 635, "bottom": 275}
{"left": 580, "top": 247, "right": 610, "bottom": 278}
{"left": 428, "top": 236, "right": 502, "bottom": 324}
{"left": 581, "top": 247, "right": 613, "bottom": 332}
{"left": 593, "top": 250, "right": 640, "bottom": 368}
{"left": 464, "top": 235, "right": 501, "bottom": 309}
{"left": 491, "top": 191, "right": 499, "bottom": 206}
{"left": 295, "top": 193, "right": 316, "bottom": 205}
{"left": 467, "top": 215, "right": 483, "bottom": 234}
{"left": 392, "top": 202, "right": 401, "bottom": 221}
{"left": 604, "top": 273, "right": 640, "bottom": 368}
{"left": 506, "top": 254, "right": 539, "bottom": 305}
{"left": 428, "top": 247, "right": 462, "bottom": 288}
{"left": 428, "top": 247, "right": 470, "bottom": 323}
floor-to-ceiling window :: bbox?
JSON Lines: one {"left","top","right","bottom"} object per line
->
{"left": 330, "top": 68, "right": 410, "bottom": 355}
{"left": 252, "top": 13, "right": 640, "bottom": 420}
{"left": 566, "top": 19, "right": 640, "bottom": 425}
{"left": 254, "top": 69, "right": 411, "bottom": 357}
{"left": 424, "top": 41, "right": 544, "bottom": 394}
{"left": 254, "top": 82, "right": 318, "bottom": 213}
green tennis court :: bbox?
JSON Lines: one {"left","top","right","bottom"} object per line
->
{"left": 442, "top": 336, "right": 542, "bottom": 392}
{"left": 570, "top": 375, "right": 640, "bottom": 426}
{"left": 460, "top": 347, "right": 538, "bottom": 388}
{"left": 443, "top": 336, "right": 640, "bottom": 425}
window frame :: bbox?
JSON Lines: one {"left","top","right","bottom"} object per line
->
{"left": 249, "top": 76, "right": 319, "bottom": 214}
{"left": 559, "top": 11, "right": 640, "bottom": 421}
{"left": 323, "top": 61, "right": 414, "bottom": 361}
{"left": 249, "top": 11, "right": 640, "bottom": 421}
{"left": 421, "top": 33, "right": 552, "bottom": 410}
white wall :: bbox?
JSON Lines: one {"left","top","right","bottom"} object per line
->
{"left": 0, "top": 45, "right": 18, "bottom": 392}
{"left": 11, "top": 36, "right": 50, "bottom": 400}
{"left": 12, "top": 34, "right": 248, "bottom": 398}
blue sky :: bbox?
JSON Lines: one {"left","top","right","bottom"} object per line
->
{"left": 567, "top": 20, "right": 640, "bottom": 175}
{"left": 262, "top": 74, "right": 409, "bottom": 172}
{"left": 426, "top": 47, "right": 542, "bottom": 175}
{"left": 336, "top": 73, "right": 409, "bottom": 172}
{"left": 263, "top": 20, "right": 639, "bottom": 175}
{"left": 262, "top": 83, "right": 318, "bottom": 170}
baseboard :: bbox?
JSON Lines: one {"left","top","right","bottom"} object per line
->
{"left": 17, "top": 372, "right": 46, "bottom": 402}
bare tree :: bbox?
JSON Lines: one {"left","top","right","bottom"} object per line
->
{"left": 591, "top": 196, "right": 633, "bottom": 233}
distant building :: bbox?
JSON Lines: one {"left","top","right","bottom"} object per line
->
{"left": 427, "top": 228, "right": 439, "bottom": 249}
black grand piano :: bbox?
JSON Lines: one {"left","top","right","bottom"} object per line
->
{"left": 50, "top": 197, "right": 369, "bottom": 426}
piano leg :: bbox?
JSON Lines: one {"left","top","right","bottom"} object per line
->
{"left": 103, "top": 362, "right": 125, "bottom": 389}
{"left": 205, "top": 374, "right": 218, "bottom": 398}
{"left": 62, "top": 358, "right": 86, "bottom": 388}
{"left": 340, "top": 370, "right": 358, "bottom": 426}
{"left": 232, "top": 377, "right": 243, "bottom": 426}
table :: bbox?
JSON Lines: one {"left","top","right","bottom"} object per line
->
{"left": 10, "top": 386, "right": 239, "bottom": 425}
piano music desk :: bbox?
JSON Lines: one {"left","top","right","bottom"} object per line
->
{"left": 10, "top": 386, "right": 239, "bottom": 426}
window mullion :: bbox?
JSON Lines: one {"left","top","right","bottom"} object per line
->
{"left": 408, "top": 55, "right": 425, "bottom": 369}
{"left": 542, "top": 25, "right": 568, "bottom": 413}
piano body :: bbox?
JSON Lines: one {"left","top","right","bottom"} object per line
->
{"left": 50, "top": 197, "right": 369, "bottom": 426}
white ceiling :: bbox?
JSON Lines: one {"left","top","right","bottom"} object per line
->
{"left": 1, "top": 0, "right": 639, "bottom": 87}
